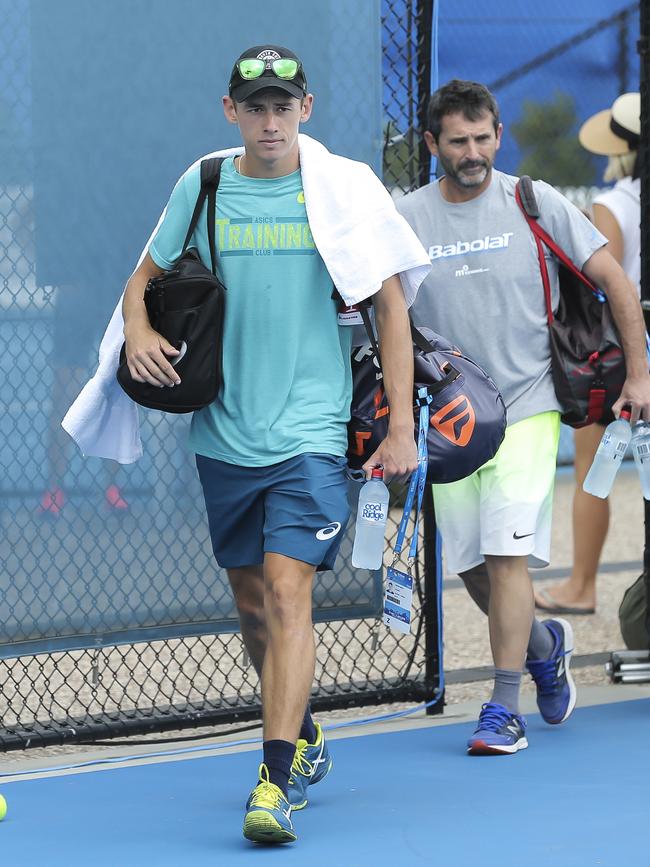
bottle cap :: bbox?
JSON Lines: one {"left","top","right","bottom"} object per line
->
{"left": 371, "top": 466, "right": 384, "bottom": 480}
{"left": 620, "top": 407, "right": 632, "bottom": 421}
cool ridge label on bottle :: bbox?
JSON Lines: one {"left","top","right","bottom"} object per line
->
{"left": 361, "top": 502, "right": 386, "bottom": 522}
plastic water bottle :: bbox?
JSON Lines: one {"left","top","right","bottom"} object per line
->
{"left": 583, "top": 408, "right": 632, "bottom": 499}
{"left": 631, "top": 420, "right": 650, "bottom": 500}
{"left": 352, "top": 468, "right": 390, "bottom": 570}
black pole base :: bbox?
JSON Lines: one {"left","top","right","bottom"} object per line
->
{"left": 606, "top": 649, "right": 650, "bottom": 683}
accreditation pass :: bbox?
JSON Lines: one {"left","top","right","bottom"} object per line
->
{"left": 383, "top": 566, "right": 413, "bottom": 634}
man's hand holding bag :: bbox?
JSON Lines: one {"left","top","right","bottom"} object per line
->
{"left": 117, "top": 158, "right": 226, "bottom": 413}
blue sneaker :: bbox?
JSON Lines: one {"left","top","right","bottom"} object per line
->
{"left": 467, "top": 702, "right": 528, "bottom": 755}
{"left": 243, "top": 764, "right": 297, "bottom": 844}
{"left": 288, "top": 722, "right": 333, "bottom": 810}
{"left": 526, "top": 617, "right": 576, "bottom": 725}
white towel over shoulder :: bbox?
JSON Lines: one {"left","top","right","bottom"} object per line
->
{"left": 62, "top": 134, "right": 430, "bottom": 463}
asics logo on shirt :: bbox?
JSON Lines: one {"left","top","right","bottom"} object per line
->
{"left": 428, "top": 232, "right": 513, "bottom": 260}
{"left": 316, "top": 522, "right": 342, "bottom": 541}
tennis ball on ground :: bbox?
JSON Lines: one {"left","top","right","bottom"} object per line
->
{"left": 0, "top": 794, "right": 6, "bottom": 821}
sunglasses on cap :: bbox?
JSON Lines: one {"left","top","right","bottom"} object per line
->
{"left": 236, "top": 57, "right": 302, "bottom": 82}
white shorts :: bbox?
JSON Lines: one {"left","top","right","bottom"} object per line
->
{"left": 433, "top": 412, "right": 560, "bottom": 576}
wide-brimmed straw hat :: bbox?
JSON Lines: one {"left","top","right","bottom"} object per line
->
{"left": 578, "top": 92, "right": 640, "bottom": 155}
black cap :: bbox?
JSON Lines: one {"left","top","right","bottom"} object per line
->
{"left": 229, "top": 45, "right": 307, "bottom": 102}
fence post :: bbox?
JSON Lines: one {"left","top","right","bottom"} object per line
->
{"left": 422, "top": 483, "right": 444, "bottom": 715}
{"left": 639, "top": 0, "right": 650, "bottom": 648}
{"left": 416, "top": 0, "right": 434, "bottom": 188}
{"left": 617, "top": 10, "right": 630, "bottom": 94}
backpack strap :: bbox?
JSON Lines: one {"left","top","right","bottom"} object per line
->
{"left": 515, "top": 176, "right": 601, "bottom": 325}
{"left": 180, "top": 157, "right": 225, "bottom": 275}
{"left": 517, "top": 174, "right": 540, "bottom": 219}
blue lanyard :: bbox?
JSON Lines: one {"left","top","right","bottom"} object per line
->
{"left": 393, "top": 386, "right": 430, "bottom": 562}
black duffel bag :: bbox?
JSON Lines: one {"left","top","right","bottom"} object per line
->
{"left": 117, "top": 157, "right": 226, "bottom": 413}
{"left": 347, "top": 306, "right": 507, "bottom": 483}
{"left": 516, "top": 175, "right": 626, "bottom": 428}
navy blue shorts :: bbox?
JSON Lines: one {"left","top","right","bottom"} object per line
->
{"left": 196, "top": 452, "right": 351, "bottom": 571}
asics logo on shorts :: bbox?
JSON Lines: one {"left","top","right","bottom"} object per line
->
{"left": 430, "top": 395, "right": 475, "bottom": 447}
{"left": 316, "top": 522, "right": 342, "bottom": 541}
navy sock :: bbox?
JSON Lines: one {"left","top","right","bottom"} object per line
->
{"left": 262, "top": 739, "right": 295, "bottom": 797}
{"left": 527, "top": 619, "right": 556, "bottom": 661}
{"left": 490, "top": 669, "right": 522, "bottom": 715}
{"left": 299, "top": 706, "right": 317, "bottom": 744}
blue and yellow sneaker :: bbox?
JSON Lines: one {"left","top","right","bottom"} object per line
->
{"left": 526, "top": 617, "right": 576, "bottom": 725}
{"left": 288, "top": 722, "right": 333, "bottom": 810}
{"left": 243, "top": 764, "right": 297, "bottom": 844}
{"left": 467, "top": 702, "right": 528, "bottom": 755}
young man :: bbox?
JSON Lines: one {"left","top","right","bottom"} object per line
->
{"left": 120, "top": 46, "right": 426, "bottom": 843}
{"left": 397, "top": 80, "right": 650, "bottom": 755}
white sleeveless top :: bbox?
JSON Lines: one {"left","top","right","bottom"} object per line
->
{"left": 592, "top": 177, "right": 640, "bottom": 295}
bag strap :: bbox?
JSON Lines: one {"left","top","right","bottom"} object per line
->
{"left": 515, "top": 176, "right": 602, "bottom": 325}
{"left": 359, "top": 302, "right": 382, "bottom": 366}
{"left": 180, "top": 157, "right": 224, "bottom": 275}
{"left": 515, "top": 177, "right": 554, "bottom": 324}
{"left": 359, "top": 300, "right": 435, "bottom": 359}
{"left": 202, "top": 157, "right": 223, "bottom": 276}
{"left": 410, "top": 321, "right": 434, "bottom": 353}
{"left": 359, "top": 301, "right": 457, "bottom": 394}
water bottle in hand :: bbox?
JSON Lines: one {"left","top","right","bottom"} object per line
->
{"left": 631, "top": 420, "right": 650, "bottom": 500}
{"left": 583, "top": 407, "right": 632, "bottom": 499}
{"left": 352, "top": 467, "right": 390, "bottom": 570}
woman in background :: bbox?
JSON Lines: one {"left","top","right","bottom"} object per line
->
{"left": 536, "top": 92, "right": 641, "bottom": 615}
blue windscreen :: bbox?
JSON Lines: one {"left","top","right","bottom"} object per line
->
{"left": 1, "top": 0, "right": 384, "bottom": 656}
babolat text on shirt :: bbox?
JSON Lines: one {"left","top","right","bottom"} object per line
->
{"left": 428, "top": 231, "right": 513, "bottom": 260}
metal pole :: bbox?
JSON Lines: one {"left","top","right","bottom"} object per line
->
{"left": 406, "top": 0, "right": 415, "bottom": 190}
{"left": 416, "top": 0, "right": 433, "bottom": 188}
{"left": 413, "top": 0, "right": 441, "bottom": 706}
{"left": 422, "top": 484, "right": 444, "bottom": 715}
{"left": 638, "top": 0, "right": 650, "bottom": 649}
{"left": 618, "top": 10, "right": 630, "bottom": 94}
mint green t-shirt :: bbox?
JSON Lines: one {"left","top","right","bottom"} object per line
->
{"left": 149, "top": 157, "right": 352, "bottom": 466}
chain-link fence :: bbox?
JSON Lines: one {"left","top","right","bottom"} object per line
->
{"left": 382, "top": 0, "right": 436, "bottom": 192}
{"left": 0, "top": 0, "right": 441, "bottom": 750}
{"left": 3, "top": 0, "right": 644, "bottom": 752}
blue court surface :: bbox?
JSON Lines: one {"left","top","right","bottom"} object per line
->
{"left": 1, "top": 697, "right": 647, "bottom": 866}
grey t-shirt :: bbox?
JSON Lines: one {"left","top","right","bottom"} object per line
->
{"left": 396, "top": 170, "right": 607, "bottom": 425}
